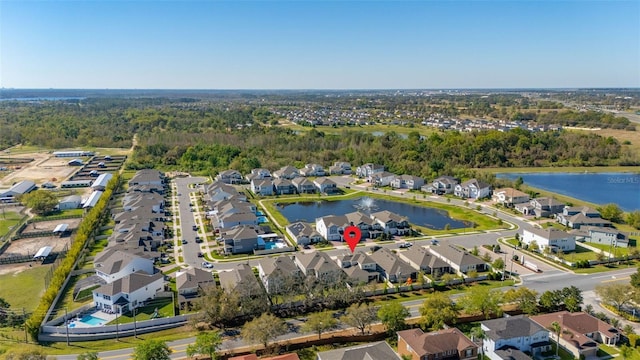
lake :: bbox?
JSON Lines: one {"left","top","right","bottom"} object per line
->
{"left": 276, "top": 197, "right": 470, "bottom": 230}
{"left": 497, "top": 172, "right": 640, "bottom": 212}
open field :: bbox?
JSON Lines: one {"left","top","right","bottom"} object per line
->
{"left": 0, "top": 263, "right": 52, "bottom": 310}
{"left": 0, "top": 209, "right": 24, "bottom": 237}
{"left": 0, "top": 235, "right": 73, "bottom": 259}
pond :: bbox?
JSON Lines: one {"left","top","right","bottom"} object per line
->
{"left": 276, "top": 197, "right": 471, "bottom": 230}
{"left": 497, "top": 172, "right": 640, "bottom": 212}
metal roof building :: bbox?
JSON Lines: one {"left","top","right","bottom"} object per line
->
{"left": 0, "top": 180, "right": 36, "bottom": 200}
{"left": 83, "top": 191, "right": 104, "bottom": 209}
{"left": 91, "top": 173, "right": 113, "bottom": 190}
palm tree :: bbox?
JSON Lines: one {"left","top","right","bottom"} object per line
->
{"left": 470, "top": 326, "right": 486, "bottom": 359}
{"left": 550, "top": 321, "right": 561, "bottom": 357}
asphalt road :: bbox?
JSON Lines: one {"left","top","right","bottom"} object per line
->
{"left": 174, "top": 177, "right": 207, "bottom": 268}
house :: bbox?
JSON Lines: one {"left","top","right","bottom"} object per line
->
{"left": 215, "top": 170, "right": 244, "bottom": 184}
{"left": 481, "top": 315, "right": 552, "bottom": 360}
{"left": 317, "top": 341, "right": 401, "bottom": 360}
{"left": 273, "top": 165, "right": 300, "bottom": 180}
{"left": 218, "top": 263, "right": 264, "bottom": 296}
{"left": 217, "top": 211, "right": 260, "bottom": 229}
{"left": 424, "top": 176, "right": 459, "bottom": 195}
{"left": 454, "top": 179, "right": 491, "bottom": 200}
{"left": 355, "top": 163, "right": 385, "bottom": 178}
{"left": 522, "top": 228, "right": 576, "bottom": 253}
{"left": 557, "top": 206, "right": 611, "bottom": 229}
{"left": 92, "top": 271, "right": 164, "bottom": 314}
{"left": 391, "top": 174, "right": 425, "bottom": 190}
{"left": 245, "top": 168, "right": 271, "bottom": 182}
{"left": 368, "top": 248, "right": 416, "bottom": 283}
{"left": 492, "top": 188, "right": 529, "bottom": 207}
{"left": 329, "top": 161, "right": 352, "bottom": 175}
{"left": 429, "top": 244, "right": 488, "bottom": 274}
{"left": 220, "top": 225, "right": 261, "bottom": 254}
{"left": 580, "top": 226, "right": 629, "bottom": 248}
{"left": 299, "top": 163, "right": 325, "bottom": 177}
{"left": 527, "top": 197, "right": 566, "bottom": 217}
{"left": 397, "top": 328, "right": 477, "bottom": 360}
{"left": 314, "top": 177, "right": 338, "bottom": 193}
{"left": 370, "top": 171, "right": 396, "bottom": 187}
{"left": 346, "top": 211, "right": 378, "bottom": 239}
{"left": 336, "top": 251, "right": 379, "bottom": 283}
{"left": 251, "top": 178, "right": 274, "bottom": 196}
{"left": 531, "top": 311, "right": 620, "bottom": 359}
{"left": 286, "top": 222, "right": 323, "bottom": 246}
{"left": 91, "top": 173, "right": 113, "bottom": 191}
{"left": 128, "top": 169, "right": 164, "bottom": 187}
{"left": 294, "top": 251, "right": 345, "bottom": 283}
{"left": 203, "top": 182, "right": 246, "bottom": 203}
{"left": 399, "top": 246, "right": 450, "bottom": 277}
{"left": 292, "top": 177, "right": 316, "bottom": 194}
{"left": 94, "top": 249, "right": 155, "bottom": 283}
{"left": 176, "top": 268, "right": 215, "bottom": 296}
{"left": 316, "top": 215, "right": 348, "bottom": 241}
{"left": 273, "top": 178, "right": 296, "bottom": 195}
{"left": 0, "top": 180, "right": 36, "bottom": 202}
{"left": 58, "top": 195, "right": 82, "bottom": 210}
{"left": 257, "top": 255, "right": 302, "bottom": 294}
{"left": 370, "top": 210, "right": 410, "bottom": 235}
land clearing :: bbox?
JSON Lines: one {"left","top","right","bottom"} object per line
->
{"left": 0, "top": 152, "right": 78, "bottom": 187}
{"left": 21, "top": 218, "right": 81, "bottom": 234}
{"left": 0, "top": 235, "right": 73, "bottom": 259}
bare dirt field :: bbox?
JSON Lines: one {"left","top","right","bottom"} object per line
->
{"left": 0, "top": 152, "right": 79, "bottom": 187}
{"left": 0, "top": 235, "right": 73, "bottom": 259}
{"left": 0, "top": 262, "right": 46, "bottom": 276}
{"left": 21, "top": 218, "right": 82, "bottom": 234}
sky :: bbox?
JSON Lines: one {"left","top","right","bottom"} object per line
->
{"left": 0, "top": 0, "right": 638, "bottom": 89}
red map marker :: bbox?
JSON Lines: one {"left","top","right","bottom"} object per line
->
{"left": 344, "top": 225, "right": 362, "bottom": 253}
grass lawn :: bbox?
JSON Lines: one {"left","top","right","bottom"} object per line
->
{"left": 88, "top": 238, "right": 109, "bottom": 256}
{"left": 563, "top": 244, "right": 597, "bottom": 262}
{"left": 0, "top": 264, "right": 52, "bottom": 311}
{"left": 110, "top": 298, "right": 175, "bottom": 324}
{"left": 34, "top": 208, "right": 84, "bottom": 220}
{"left": 0, "top": 210, "right": 23, "bottom": 237}
{"left": 585, "top": 242, "right": 633, "bottom": 257}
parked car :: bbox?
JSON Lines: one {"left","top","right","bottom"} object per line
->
{"left": 201, "top": 261, "right": 213, "bottom": 269}
{"left": 399, "top": 242, "right": 413, "bottom": 248}
{"left": 192, "top": 225, "right": 198, "bottom": 231}
{"left": 195, "top": 236, "right": 203, "bottom": 243}
{"left": 197, "top": 252, "right": 204, "bottom": 258}
{"left": 182, "top": 239, "right": 188, "bottom": 245}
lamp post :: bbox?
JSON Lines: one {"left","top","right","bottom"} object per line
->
{"left": 133, "top": 307, "right": 137, "bottom": 338}
{"left": 65, "top": 308, "right": 69, "bottom": 346}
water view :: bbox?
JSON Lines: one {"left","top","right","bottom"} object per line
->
{"left": 276, "top": 197, "right": 471, "bottom": 230}
{"left": 498, "top": 172, "right": 640, "bottom": 212}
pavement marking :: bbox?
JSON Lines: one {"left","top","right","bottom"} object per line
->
{"left": 602, "top": 276, "right": 630, "bottom": 283}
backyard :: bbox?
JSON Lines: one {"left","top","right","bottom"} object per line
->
{"left": 0, "top": 209, "right": 23, "bottom": 237}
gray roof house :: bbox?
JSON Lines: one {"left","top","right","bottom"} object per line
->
{"left": 176, "top": 268, "right": 215, "bottom": 296}
{"left": 335, "top": 251, "right": 379, "bottom": 283}
{"left": 527, "top": 197, "right": 566, "bottom": 217}
{"left": 355, "top": 163, "right": 385, "bottom": 178}
{"left": 215, "top": 169, "right": 243, "bottom": 184}
{"left": 481, "top": 315, "right": 552, "bottom": 360}
{"left": 220, "top": 225, "right": 261, "bottom": 254}
{"left": 286, "top": 222, "right": 323, "bottom": 246}
{"left": 454, "top": 178, "right": 492, "bottom": 200}
{"left": 218, "top": 263, "right": 263, "bottom": 296}
{"left": 370, "top": 210, "right": 410, "bottom": 235}
{"left": 313, "top": 177, "right": 338, "bottom": 193}
{"left": 273, "top": 165, "right": 300, "bottom": 180}
{"left": 292, "top": 177, "right": 316, "bottom": 194}
{"left": 390, "top": 174, "right": 425, "bottom": 190}
{"left": 273, "top": 178, "right": 296, "bottom": 195}
{"left": 128, "top": 169, "right": 164, "bottom": 187}
{"left": 251, "top": 178, "right": 274, "bottom": 196}
{"left": 368, "top": 248, "right": 416, "bottom": 284}
{"left": 92, "top": 271, "right": 164, "bottom": 314}
{"left": 329, "top": 161, "right": 352, "bottom": 175}
{"left": 316, "top": 341, "right": 401, "bottom": 360}
{"left": 399, "top": 246, "right": 450, "bottom": 277}
{"left": 294, "top": 251, "right": 345, "bottom": 283}
{"left": 429, "top": 244, "right": 488, "bottom": 274}
{"left": 424, "top": 176, "right": 459, "bottom": 195}
{"left": 579, "top": 226, "right": 629, "bottom": 248}
{"left": 257, "top": 256, "right": 302, "bottom": 294}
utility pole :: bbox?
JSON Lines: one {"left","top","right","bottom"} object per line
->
{"left": 65, "top": 308, "right": 70, "bottom": 346}
{"left": 133, "top": 307, "right": 137, "bottom": 338}
{"left": 510, "top": 251, "right": 515, "bottom": 285}
{"left": 115, "top": 309, "right": 119, "bottom": 342}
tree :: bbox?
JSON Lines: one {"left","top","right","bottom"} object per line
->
{"left": 470, "top": 326, "right": 486, "bottom": 359}
{"left": 539, "top": 290, "right": 562, "bottom": 311}
{"left": 595, "top": 283, "right": 635, "bottom": 312}
{"left": 302, "top": 310, "right": 337, "bottom": 339}
{"left": 459, "top": 286, "right": 503, "bottom": 319}
{"left": 193, "top": 287, "right": 239, "bottom": 329}
{"left": 5, "top": 350, "right": 50, "bottom": 360}
{"left": 620, "top": 344, "right": 633, "bottom": 360}
{"left": 241, "top": 313, "right": 287, "bottom": 350}
{"left": 504, "top": 287, "right": 539, "bottom": 315}
{"left": 377, "top": 302, "right": 410, "bottom": 333}
{"left": 342, "top": 303, "right": 378, "bottom": 335}
{"left": 514, "top": 176, "right": 524, "bottom": 190}
{"left": 492, "top": 258, "right": 505, "bottom": 272}
{"left": 562, "top": 286, "right": 583, "bottom": 312}
{"left": 133, "top": 339, "right": 172, "bottom": 360}
{"left": 419, "top": 292, "right": 458, "bottom": 330}
{"left": 550, "top": 321, "right": 561, "bottom": 357}
{"left": 630, "top": 267, "right": 640, "bottom": 288}
{"left": 627, "top": 210, "right": 640, "bottom": 230}
{"left": 77, "top": 352, "right": 98, "bottom": 360}
{"left": 18, "top": 190, "right": 58, "bottom": 215}
{"left": 599, "top": 203, "right": 624, "bottom": 223}
{"left": 186, "top": 331, "right": 223, "bottom": 360}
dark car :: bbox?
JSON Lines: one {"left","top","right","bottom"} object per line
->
{"left": 197, "top": 252, "right": 204, "bottom": 258}
{"left": 195, "top": 236, "right": 203, "bottom": 243}
{"left": 182, "top": 239, "right": 188, "bottom": 245}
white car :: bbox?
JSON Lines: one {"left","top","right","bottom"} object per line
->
{"left": 201, "top": 262, "right": 214, "bottom": 269}
{"left": 399, "top": 242, "right": 413, "bottom": 248}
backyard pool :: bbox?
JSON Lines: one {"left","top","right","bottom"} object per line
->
{"left": 80, "top": 314, "right": 106, "bottom": 326}
{"left": 264, "top": 241, "right": 286, "bottom": 250}
{"left": 257, "top": 216, "right": 269, "bottom": 223}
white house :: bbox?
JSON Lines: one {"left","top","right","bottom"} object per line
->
{"left": 273, "top": 166, "right": 299, "bottom": 180}
{"left": 355, "top": 163, "right": 384, "bottom": 178}
{"left": 329, "top": 161, "right": 352, "bottom": 175}
{"left": 481, "top": 315, "right": 551, "bottom": 360}
{"left": 92, "top": 271, "right": 164, "bottom": 314}
{"left": 286, "top": 222, "right": 323, "bottom": 245}
{"left": 522, "top": 228, "right": 576, "bottom": 253}
{"left": 314, "top": 178, "right": 337, "bottom": 193}
{"left": 390, "top": 175, "right": 425, "bottom": 190}
{"left": 250, "top": 179, "right": 274, "bottom": 196}
{"left": 215, "top": 170, "right": 243, "bottom": 184}
{"left": 316, "top": 215, "right": 348, "bottom": 241}
{"left": 454, "top": 179, "right": 491, "bottom": 200}
{"left": 370, "top": 171, "right": 396, "bottom": 187}
{"left": 299, "top": 163, "right": 325, "bottom": 177}
{"left": 94, "top": 249, "right": 155, "bottom": 283}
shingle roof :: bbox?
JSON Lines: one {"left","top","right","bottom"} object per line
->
{"left": 369, "top": 248, "right": 415, "bottom": 276}
{"left": 94, "top": 271, "right": 163, "bottom": 296}
{"left": 481, "top": 315, "right": 547, "bottom": 341}
{"left": 176, "top": 268, "right": 215, "bottom": 292}
{"left": 430, "top": 244, "right": 486, "bottom": 268}
{"left": 317, "top": 341, "right": 400, "bottom": 360}
{"left": 218, "top": 263, "right": 260, "bottom": 292}
{"left": 397, "top": 328, "right": 476, "bottom": 357}
{"left": 525, "top": 228, "right": 574, "bottom": 241}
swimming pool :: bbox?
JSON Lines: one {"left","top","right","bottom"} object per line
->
{"left": 256, "top": 211, "right": 265, "bottom": 216}
{"left": 257, "top": 216, "right": 269, "bottom": 223}
{"left": 80, "top": 315, "right": 106, "bottom": 326}
{"left": 264, "top": 241, "right": 285, "bottom": 250}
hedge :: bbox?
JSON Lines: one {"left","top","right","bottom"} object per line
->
{"left": 25, "top": 174, "right": 122, "bottom": 341}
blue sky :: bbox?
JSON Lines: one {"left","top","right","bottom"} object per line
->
{"left": 1, "top": 1, "right": 638, "bottom": 89}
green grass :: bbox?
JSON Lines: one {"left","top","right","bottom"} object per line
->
{"left": 88, "top": 239, "right": 109, "bottom": 256}
{"left": 0, "top": 210, "right": 23, "bottom": 237}
{"left": 0, "top": 265, "right": 52, "bottom": 311}
{"left": 33, "top": 208, "right": 84, "bottom": 220}
{"left": 562, "top": 244, "right": 596, "bottom": 262}
{"left": 584, "top": 242, "right": 633, "bottom": 257}
{"left": 109, "top": 298, "right": 175, "bottom": 324}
